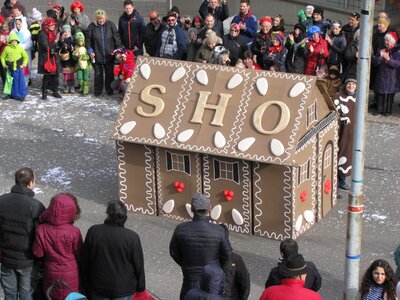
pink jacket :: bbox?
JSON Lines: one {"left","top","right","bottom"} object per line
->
{"left": 33, "top": 194, "right": 83, "bottom": 300}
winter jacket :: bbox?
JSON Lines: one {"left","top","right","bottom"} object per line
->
{"left": 372, "top": 45, "right": 400, "bottom": 94}
{"left": 223, "top": 253, "right": 250, "bottom": 300}
{"left": 343, "top": 40, "right": 358, "bottom": 77}
{"left": 199, "top": 0, "right": 229, "bottom": 22}
{"left": 0, "top": 0, "right": 27, "bottom": 19}
{"left": 285, "top": 33, "right": 307, "bottom": 74}
{"left": 144, "top": 22, "right": 165, "bottom": 57}
{"left": 304, "top": 36, "right": 329, "bottom": 75}
{"left": 0, "top": 32, "right": 28, "bottom": 70}
{"left": 252, "top": 31, "right": 272, "bottom": 70}
{"left": 118, "top": 10, "right": 145, "bottom": 54}
{"left": 184, "top": 264, "right": 225, "bottom": 300}
{"left": 170, "top": 215, "right": 232, "bottom": 283}
{"left": 113, "top": 49, "right": 135, "bottom": 81}
{"left": 327, "top": 32, "right": 347, "bottom": 66}
{"left": 86, "top": 20, "right": 122, "bottom": 65}
{"left": 231, "top": 12, "right": 258, "bottom": 46}
{"left": 195, "top": 24, "right": 224, "bottom": 50}
{"left": 195, "top": 44, "right": 215, "bottom": 63}
{"left": 156, "top": 24, "right": 187, "bottom": 60}
{"left": 222, "top": 33, "right": 247, "bottom": 66}
{"left": 341, "top": 24, "right": 359, "bottom": 43}
{"left": 260, "top": 278, "right": 322, "bottom": 300}
{"left": 37, "top": 30, "right": 62, "bottom": 75}
{"left": 0, "top": 184, "right": 45, "bottom": 268}
{"left": 80, "top": 222, "right": 146, "bottom": 297}
{"left": 263, "top": 46, "right": 287, "bottom": 72}
{"left": 265, "top": 260, "right": 322, "bottom": 291}
{"left": 33, "top": 195, "right": 83, "bottom": 300}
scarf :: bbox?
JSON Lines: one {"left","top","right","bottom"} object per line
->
{"left": 44, "top": 27, "right": 56, "bottom": 43}
{"left": 268, "top": 44, "right": 283, "bottom": 54}
{"left": 238, "top": 10, "right": 252, "bottom": 22}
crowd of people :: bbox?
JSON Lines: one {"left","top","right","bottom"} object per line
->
{"left": 0, "top": 0, "right": 398, "bottom": 110}
{"left": 1, "top": 168, "right": 400, "bottom": 300}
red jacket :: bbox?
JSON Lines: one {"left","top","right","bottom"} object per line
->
{"left": 259, "top": 278, "right": 322, "bottom": 300}
{"left": 33, "top": 195, "right": 83, "bottom": 300}
{"left": 304, "top": 36, "right": 329, "bottom": 75}
{"left": 113, "top": 49, "right": 135, "bottom": 81}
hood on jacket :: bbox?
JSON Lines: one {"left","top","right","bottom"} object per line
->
{"left": 199, "top": 264, "right": 225, "bottom": 295}
{"left": 7, "top": 32, "right": 20, "bottom": 43}
{"left": 40, "top": 193, "right": 77, "bottom": 226}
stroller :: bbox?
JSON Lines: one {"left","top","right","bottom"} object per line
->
{"left": 46, "top": 280, "right": 87, "bottom": 300}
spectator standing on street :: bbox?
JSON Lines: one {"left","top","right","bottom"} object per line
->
{"left": 86, "top": 9, "right": 122, "bottom": 97}
{"left": 251, "top": 17, "right": 273, "bottom": 70}
{"left": 230, "top": 0, "right": 257, "bottom": 48}
{"left": 170, "top": 193, "right": 232, "bottom": 300}
{"left": 265, "top": 238, "right": 322, "bottom": 292}
{"left": 223, "top": 23, "right": 247, "bottom": 66}
{"left": 156, "top": 11, "right": 187, "bottom": 60}
{"left": 341, "top": 12, "right": 360, "bottom": 43}
{"left": 0, "top": 167, "right": 46, "bottom": 300}
{"left": 260, "top": 254, "right": 322, "bottom": 300}
{"left": 144, "top": 10, "right": 165, "bottom": 57}
{"left": 304, "top": 25, "right": 329, "bottom": 76}
{"left": 325, "top": 20, "right": 347, "bottom": 71}
{"left": 118, "top": 0, "right": 145, "bottom": 56}
{"left": 285, "top": 23, "right": 308, "bottom": 74}
{"left": 33, "top": 193, "right": 83, "bottom": 300}
{"left": 66, "top": 1, "right": 90, "bottom": 35}
{"left": 360, "top": 259, "right": 398, "bottom": 300}
{"left": 199, "top": 0, "right": 229, "bottom": 23}
{"left": 81, "top": 200, "right": 149, "bottom": 300}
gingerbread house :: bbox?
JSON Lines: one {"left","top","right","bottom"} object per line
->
{"left": 112, "top": 57, "right": 338, "bottom": 240}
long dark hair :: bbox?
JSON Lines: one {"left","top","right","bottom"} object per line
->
{"left": 360, "top": 259, "right": 397, "bottom": 299}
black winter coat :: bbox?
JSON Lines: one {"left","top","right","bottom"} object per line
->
{"left": 37, "top": 31, "right": 62, "bottom": 75}
{"left": 265, "top": 260, "right": 322, "bottom": 291}
{"left": 118, "top": 10, "right": 145, "bottom": 53}
{"left": 80, "top": 222, "right": 146, "bottom": 297}
{"left": 144, "top": 22, "right": 166, "bottom": 57}
{"left": 223, "top": 253, "right": 250, "bottom": 300}
{"left": 252, "top": 32, "right": 272, "bottom": 70}
{"left": 170, "top": 215, "right": 232, "bottom": 282}
{"left": 222, "top": 34, "right": 247, "bottom": 66}
{"left": 327, "top": 33, "right": 347, "bottom": 66}
{"left": 285, "top": 33, "right": 307, "bottom": 74}
{"left": 198, "top": 0, "right": 229, "bottom": 22}
{"left": 0, "top": 184, "right": 45, "bottom": 268}
{"left": 86, "top": 20, "right": 122, "bottom": 64}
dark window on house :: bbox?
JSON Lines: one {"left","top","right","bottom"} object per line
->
{"left": 298, "top": 159, "right": 311, "bottom": 185}
{"left": 166, "top": 151, "right": 191, "bottom": 175}
{"left": 307, "top": 100, "right": 318, "bottom": 128}
{"left": 324, "top": 145, "right": 332, "bottom": 169}
{"left": 214, "top": 158, "right": 240, "bottom": 184}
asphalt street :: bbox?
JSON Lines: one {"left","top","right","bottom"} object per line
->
{"left": 0, "top": 76, "right": 399, "bottom": 300}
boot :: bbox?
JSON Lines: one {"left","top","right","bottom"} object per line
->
{"left": 69, "top": 81, "right": 75, "bottom": 94}
{"left": 63, "top": 82, "right": 68, "bottom": 93}
{"left": 83, "top": 81, "right": 89, "bottom": 95}
{"left": 79, "top": 80, "right": 84, "bottom": 93}
{"left": 41, "top": 91, "right": 48, "bottom": 100}
{"left": 52, "top": 90, "right": 62, "bottom": 98}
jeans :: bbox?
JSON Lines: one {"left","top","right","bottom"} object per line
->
{"left": 1, "top": 264, "right": 36, "bottom": 300}
{"left": 91, "top": 293, "right": 132, "bottom": 300}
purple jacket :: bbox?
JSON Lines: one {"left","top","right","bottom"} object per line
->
{"left": 372, "top": 44, "right": 400, "bottom": 94}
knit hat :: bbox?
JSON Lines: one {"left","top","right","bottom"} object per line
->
{"left": 385, "top": 32, "right": 399, "bottom": 45}
{"left": 191, "top": 193, "right": 211, "bottom": 211}
{"left": 377, "top": 17, "right": 390, "bottom": 27}
{"left": 272, "top": 31, "right": 284, "bottom": 44}
{"left": 62, "top": 24, "right": 71, "bottom": 32}
{"left": 278, "top": 254, "right": 307, "bottom": 278}
{"left": 328, "top": 65, "right": 340, "bottom": 77}
{"left": 345, "top": 75, "right": 357, "bottom": 84}
{"left": 193, "top": 16, "right": 202, "bottom": 24}
{"left": 70, "top": 1, "right": 84, "bottom": 13}
{"left": 170, "top": 5, "right": 180, "bottom": 16}
{"left": 259, "top": 16, "right": 272, "bottom": 25}
{"left": 31, "top": 8, "right": 42, "bottom": 21}
{"left": 75, "top": 31, "right": 85, "bottom": 43}
{"left": 305, "top": 5, "right": 314, "bottom": 15}
{"left": 294, "top": 23, "right": 306, "bottom": 33}
{"left": 313, "top": 6, "right": 324, "bottom": 17}
{"left": 149, "top": 10, "right": 158, "bottom": 20}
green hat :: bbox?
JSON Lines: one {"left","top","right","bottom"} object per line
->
{"left": 75, "top": 31, "right": 85, "bottom": 43}
{"left": 8, "top": 32, "right": 20, "bottom": 43}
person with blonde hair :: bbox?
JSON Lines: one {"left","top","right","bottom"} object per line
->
{"left": 86, "top": 9, "right": 122, "bottom": 97}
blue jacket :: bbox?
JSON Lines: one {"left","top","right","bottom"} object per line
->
{"left": 231, "top": 12, "right": 258, "bottom": 46}
{"left": 118, "top": 10, "right": 145, "bottom": 55}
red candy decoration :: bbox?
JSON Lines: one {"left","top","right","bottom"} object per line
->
{"left": 223, "top": 190, "right": 234, "bottom": 201}
{"left": 324, "top": 179, "right": 332, "bottom": 195}
{"left": 173, "top": 181, "right": 185, "bottom": 193}
{"left": 300, "top": 190, "right": 307, "bottom": 202}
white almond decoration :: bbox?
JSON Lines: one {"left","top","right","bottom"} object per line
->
{"left": 119, "top": 121, "right": 136, "bottom": 135}
{"left": 214, "top": 131, "right": 226, "bottom": 149}
{"left": 338, "top": 156, "right": 347, "bottom": 166}
{"left": 185, "top": 203, "right": 194, "bottom": 218}
{"left": 196, "top": 70, "right": 208, "bottom": 86}
{"left": 270, "top": 139, "right": 285, "bottom": 157}
{"left": 162, "top": 199, "right": 175, "bottom": 214}
{"left": 171, "top": 67, "right": 186, "bottom": 82}
{"left": 304, "top": 210, "right": 315, "bottom": 224}
{"left": 232, "top": 209, "right": 244, "bottom": 226}
{"left": 210, "top": 205, "right": 222, "bottom": 220}
{"left": 256, "top": 78, "right": 268, "bottom": 96}
{"left": 177, "top": 129, "right": 194, "bottom": 143}
{"left": 227, "top": 74, "right": 243, "bottom": 89}
{"left": 295, "top": 215, "right": 303, "bottom": 232}
{"left": 289, "top": 82, "right": 306, "bottom": 98}
{"left": 334, "top": 99, "right": 340, "bottom": 106}
{"left": 340, "top": 104, "right": 349, "bottom": 114}
{"left": 237, "top": 137, "right": 256, "bottom": 152}
{"left": 140, "top": 64, "right": 151, "bottom": 80}
{"left": 153, "top": 123, "right": 166, "bottom": 139}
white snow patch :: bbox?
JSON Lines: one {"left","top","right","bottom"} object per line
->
{"left": 40, "top": 167, "right": 72, "bottom": 188}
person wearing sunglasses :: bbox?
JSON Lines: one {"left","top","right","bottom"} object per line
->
{"left": 156, "top": 11, "right": 186, "bottom": 60}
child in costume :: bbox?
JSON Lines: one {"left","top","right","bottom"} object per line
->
{"left": 110, "top": 48, "right": 135, "bottom": 99}
{"left": 0, "top": 21, "right": 10, "bottom": 84}
{"left": 0, "top": 32, "right": 28, "bottom": 100}
{"left": 28, "top": 8, "right": 42, "bottom": 63}
{"left": 59, "top": 24, "right": 75, "bottom": 93}
{"left": 72, "top": 31, "right": 90, "bottom": 95}
{"left": 11, "top": 16, "right": 32, "bottom": 86}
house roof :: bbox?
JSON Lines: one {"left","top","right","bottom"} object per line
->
{"left": 112, "top": 57, "right": 334, "bottom": 166}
